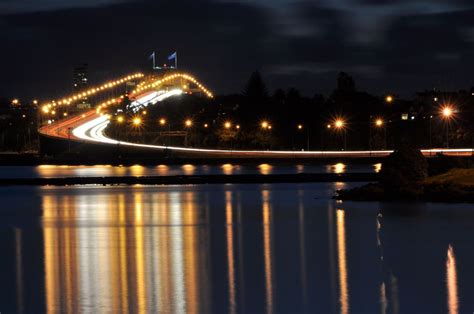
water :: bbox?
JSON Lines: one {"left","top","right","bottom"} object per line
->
{"left": 0, "top": 183, "right": 473, "bottom": 313}
{"left": 0, "top": 162, "right": 381, "bottom": 178}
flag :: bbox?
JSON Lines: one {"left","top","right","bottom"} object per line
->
{"left": 148, "top": 52, "right": 155, "bottom": 60}
{"left": 168, "top": 52, "right": 177, "bottom": 60}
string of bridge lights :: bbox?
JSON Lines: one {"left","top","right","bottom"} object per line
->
{"left": 130, "top": 73, "right": 214, "bottom": 98}
{"left": 41, "top": 73, "right": 144, "bottom": 114}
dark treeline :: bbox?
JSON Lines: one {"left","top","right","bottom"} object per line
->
{"left": 108, "top": 71, "right": 474, "bottom": 151}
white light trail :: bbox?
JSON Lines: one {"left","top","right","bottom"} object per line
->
{"left": 67, "top": 89, "right": 474, "bottom": 157}
{"left": 129, "top": 89, "right": 183, "bottom": 113}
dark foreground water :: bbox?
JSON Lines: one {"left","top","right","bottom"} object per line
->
{"left": 0, "top": 183, "right": 473, "bottom": 313}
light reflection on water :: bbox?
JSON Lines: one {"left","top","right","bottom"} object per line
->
{"left": 0, "top": 184, "right": 473, "bottom": 313}
{"left": 1, "top": 163, "right": 382, "bottom": 178}
{"left": 446, "top": 245, "right": 459, "bottom": 314}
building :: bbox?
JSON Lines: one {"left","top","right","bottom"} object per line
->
{"left": 73, "top": 64, "right": 90, "bottom": 109}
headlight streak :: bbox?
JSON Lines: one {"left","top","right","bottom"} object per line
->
{"left": 54, "top": 88, "right": 474, "bottom": 158}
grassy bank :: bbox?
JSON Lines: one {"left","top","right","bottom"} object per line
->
{"left": 336, "top": 168, "right": 474, "bottom": 203}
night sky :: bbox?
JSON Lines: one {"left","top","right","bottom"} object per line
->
{"left": 1, "top": 0, "right": 474, "bottom": 100}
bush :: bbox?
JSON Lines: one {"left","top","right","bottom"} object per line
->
{"left": 380, "top": 141, "right": 428, "bottom": 196}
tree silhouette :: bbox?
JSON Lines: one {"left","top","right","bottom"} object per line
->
{"left": 243, "top": 71, "right": 268, "bottom": 99}
{"left": 336, "top": 72, "right": 355, "bottom": 93}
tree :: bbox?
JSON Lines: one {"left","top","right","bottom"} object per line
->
{"left": 272, "top": 88, "right": 285, "bottom": 104}
{"left": 336, "top": 72, "right": 355, "bottom": 93}
{"left": 380, "top": 141, "right": 428, "bottom": 196}
{"left": 243, "top": 71, "right": 268, "bottom": 99}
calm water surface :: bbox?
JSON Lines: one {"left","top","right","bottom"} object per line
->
{"left": 0, "top": 183, "right": 473, "bottom": 313}
{"left": 0, "top": 162, "right": 381, "bottom": 178}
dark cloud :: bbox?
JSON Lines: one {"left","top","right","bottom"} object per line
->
{"left": 1, "top": 0, "right": 474, "bottom": 100}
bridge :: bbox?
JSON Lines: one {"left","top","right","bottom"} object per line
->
{"left": 38, "top": 71, "right": 473, "bottom": 160}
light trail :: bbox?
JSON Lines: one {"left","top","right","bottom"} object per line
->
{"left": 42, "top": 85, "right": 474, "bottom": 159}
{"left": 71, "top": 113, "right": 473, "bottom": 158}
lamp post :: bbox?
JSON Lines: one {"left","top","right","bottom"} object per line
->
{"left": 374, "top": 118, "right": 385, "bottom": 150}
{"left": 333, "top": 118, "right": 346, "bottom": 150}
{"left": 441, "top": 105, "right": 454, "bottom": 148}
{"left": 184, "top": 119, "right": 192, "bottom": 146}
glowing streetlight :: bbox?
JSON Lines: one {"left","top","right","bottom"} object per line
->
{"left": 332, "top": 118, "right": 347, "bottom": 150}
{"left": 385, "top": 95, "right": 393, "bottom": 103}
{"left": 375, "top": 118, "right": 384, "bottom": 127}
{"left": 159, "top": 118, "right": 166, "bottom": 125}
{"left": 441, "top": 105, "right": 456, "bottom": 148}
{"left": 224, "top": 121, "right": 232, "bottom": 129}
{"left": 117, "top": 116, "right": 124, "bottom": 123}
{"left": 133, "top": 117, "right": 142, "bottom": 126}
{"left": 185, "top": 119, "right": 192, "bottom": 127}
{"left": 33, "top": 100, "right": 38, "bottom": 105}
{"left": 261, "top": 121, "right": 270, "bottom": 129}
{"left": 63, "top": 112, "right": 68, "bottom": 117}
{"left": 142, "top": 110, "right": 147, "bottom": 115}
{"left": 334, "top": 119, "right": 345, "bottom": 129}
{"left": 297, "top": 124, "right": 303, "bottom": 130}
{"left": 236, "top": 125, "right": 240, "bottom": 129}
{"left": 42, "top": 105, "right": 49, "bottom": 114}
{"left": 204, "top": 123, "right": 209, "bottom": 128}
{"left": 11, "top": 99, "right": 19, "bottom": 105}
{"left": 327, "top": 124, "right": 332, "bottom": 129}
{"left": 442, "top": 106, "right": 453, "bottom": 119}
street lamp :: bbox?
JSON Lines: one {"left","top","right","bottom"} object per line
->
{"left": 385, "top": 95, "right": 393, "bottom": 103}
{"left": 441, "top": 105, "right": 455, "bottom": 148}
{"left": 261, "top": 121, "right": 269, "bottom": 129}
{"left": 185, "top": 119, "right": 192, "bottom": 127}
{"left": 370, "top": 118, "right": 386, "bottom": 150}
{"left": 133, "top": 117, "right": 142, "bottom": 126}
{"left": 333, "top": 118, "right": 347, "bottom": 150}
{"left": 297, "top": 124, "right": 309, "bottom": 151}
{"left": 224, "top": 121, "right": 231, "bottom": 129}
{"left": 159, "top": 118, "right": 166, "bottom": 125}
{"left": 117, "top": 116, "right": 124, "bottom": 123}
